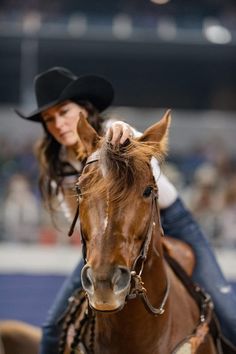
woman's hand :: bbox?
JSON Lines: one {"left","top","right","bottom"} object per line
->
{"left": 106, "top": 121, "right": 134, "bottom": 146}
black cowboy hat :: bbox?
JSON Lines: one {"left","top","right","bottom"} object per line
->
{"left": 15, "top": 67, "right": 114, "bottom": 122}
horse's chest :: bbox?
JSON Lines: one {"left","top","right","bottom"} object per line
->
{"left": 95, "top": 338, "right": 166, "bottom": 354}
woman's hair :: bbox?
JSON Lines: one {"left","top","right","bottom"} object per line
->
{"left": 35, "top": 100, "right": 104, "bottom": 211}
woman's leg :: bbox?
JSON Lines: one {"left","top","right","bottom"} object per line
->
{"left": 161, "top": 197, "right": 236, "bottom": 345}
{"left": 39, "top": 259, "right": 84, "bottom": 354}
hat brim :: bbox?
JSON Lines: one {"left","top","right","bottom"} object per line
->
{"left": 14, "top": 99, "right": 62, "bottom": 122}
{"left": 15, "top": 75, "right": 114, "bottom": 122}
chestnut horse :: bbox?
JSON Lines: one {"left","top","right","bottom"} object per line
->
{"left": 0, "top": 112, "right": 219, "bottom": 354}
{"left": 60, "top": 111, "right": 217, "bottom": 354}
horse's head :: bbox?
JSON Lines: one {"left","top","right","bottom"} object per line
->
{"left": 75, "top": 111, "right": 171, "bottom": 312}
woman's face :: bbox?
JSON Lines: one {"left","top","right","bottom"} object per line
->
{"left": 41, "top": 101, "right": 88, "bottom": 146}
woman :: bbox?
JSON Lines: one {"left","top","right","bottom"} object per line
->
{"left": 16, "top": 66, "right": 236, "bottom": 353}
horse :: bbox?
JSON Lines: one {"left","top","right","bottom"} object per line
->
{"left": 59, "top": 110, "right": 218, "bottom": 354}
{"left": 0, "top": 112, "right": 226, "bottom": 354}
{"left": 0, "top": 320, "right": 41, "bottom": 354}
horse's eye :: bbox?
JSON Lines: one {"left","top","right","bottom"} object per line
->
{"left": 143, "top": 186, "right": 153, "bottom": 198}
{"left": 75, "top": 185, "right": 82, "bottom": 196}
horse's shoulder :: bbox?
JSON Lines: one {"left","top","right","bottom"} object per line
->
{"left": 162, "top": 236, "right": 195, "bottom": 276}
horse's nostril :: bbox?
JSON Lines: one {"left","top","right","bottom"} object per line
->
{"left": 81, "top": 266, "right": 94, "bottom": 294}
{"left": 112, "top": 266, "right": 131, "bottom": 294}
{"left": 82, "top": 265, "right": 131, "bottom": 296}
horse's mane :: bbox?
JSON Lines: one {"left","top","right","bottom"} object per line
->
{"left": 80, "top": 138, "right": 164, "bottom": 205}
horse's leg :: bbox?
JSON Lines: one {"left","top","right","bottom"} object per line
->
{"left": 0, "top": 320, "right": 41, "bottom": 354}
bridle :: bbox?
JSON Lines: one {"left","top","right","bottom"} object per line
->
{"left": 68, "top": 150, "right": 170, "bottom": 316}
{"left": 127, "top": 185, "right": 170, "bottom": 316}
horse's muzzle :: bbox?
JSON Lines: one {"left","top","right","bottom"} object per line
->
{"left": 81, "top": 265, "right": 131, "bottom": 311}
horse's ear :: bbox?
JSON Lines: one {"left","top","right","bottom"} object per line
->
{"left": 76, "top": 112, "right": 100, "bottom": 159}
{"left": 138, "top": 109, "right": 171, "bottom": 154}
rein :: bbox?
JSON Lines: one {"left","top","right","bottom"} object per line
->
{"left": 68, "top": 151, "right": 170, "bottom": 316}
{"left": 127, "top": 187, "right": 170, "bottom": 316}
{"left": 68, "top": 151, "right": 101, "bottom": 238}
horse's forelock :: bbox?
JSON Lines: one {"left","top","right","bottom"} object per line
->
{"left": 82, "top": 139, "right": 163, "bottom": 204}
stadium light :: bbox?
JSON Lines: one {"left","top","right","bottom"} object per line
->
{"left": 203, "top": 18, "right": 232, "bottom": 44}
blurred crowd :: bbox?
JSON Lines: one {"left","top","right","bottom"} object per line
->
{"left": 0, "top": 0, "right": 236, "bottom": 30}
{"left": 0, "top": 1, "right": 235, "bottom": 250}
{"left": 0, "top": 133, "right": 236, "bottom": 249}
{"left": 0, "top": 137, "right": 80, "bottom": 246}
{"left": 165, "top": 139, "right": 236, "bottom": 249}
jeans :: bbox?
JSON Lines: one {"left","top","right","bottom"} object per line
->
{"left": 40, "top": 198, "right": 236, "bottom": 353}
{"left": 39, "top": 259, "right": 84, "bottom": 354}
